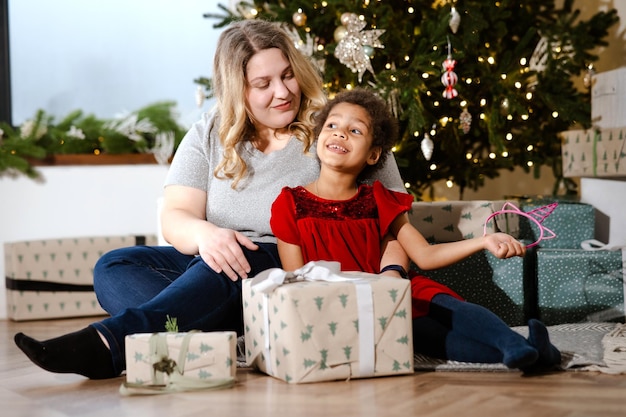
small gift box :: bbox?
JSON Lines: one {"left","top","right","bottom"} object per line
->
{"left": 536, "top": 247, "right": 625, "bottom": 325}
{"left": 517, "top": 197, "right": 595, "bottom": 249}
{"left": 122, "top": 331, "right": 237, "bottom": 394}
{"left": 591, "top": 67, "right": 626, "bottom": 129}
{"left": 560, "top": 127, "right": 626, "bottom": 178}
{"left": 243, "top": 261, "right": 414, "bottom": 384}
{"left": 580, "top": 177, "right": 626, "bottom": 247}
{"left": 409, "top": 200, "right": 520, "bottom": 243}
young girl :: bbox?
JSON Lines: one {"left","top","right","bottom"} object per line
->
{"left": 270, "top": 88, "right": 561, "bottom": 373}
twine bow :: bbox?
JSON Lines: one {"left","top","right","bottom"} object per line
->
{"left": 119, "top": 332, "right": 234, "bottom": 396}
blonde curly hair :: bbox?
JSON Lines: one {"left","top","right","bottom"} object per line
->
{"left": 212, "top": 19, "right": 327, "bottom": 188}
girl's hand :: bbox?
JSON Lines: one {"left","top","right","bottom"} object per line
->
{"left": 483, "top": 233, "right": 526, "bottom": 259}
{"left": 197, "top": 227, "right": 259, "bottom": 281}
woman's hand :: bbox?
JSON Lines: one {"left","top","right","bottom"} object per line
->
{"left": 161, "top": 185, "right": 258, "bottom": 281}
{"left": 196, "top": 226, "right": 259, "bottom": 281}
{"left": 483, "top": 233, "right": 526, "bottom": 259}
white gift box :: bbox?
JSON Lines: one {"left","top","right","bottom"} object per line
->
{"left": 409, "top": 200, "right": 520, "bottom": 243}
{"left": 123, "top": 331, "right": 237, "bottom": 393}
{"left": 592, "top": 67, "right": 626, "bottom": 129}
{"left": 4, "top": 235, "right": 157, "bottom": 321}
{"left": 243, "top": 262, "right": 414, "bottom": 384}
{"left": 560, "top": 128, "right": 626, "bottom": 178}
{"left": 580, "top": 177, "right": 626, "bottom": 247}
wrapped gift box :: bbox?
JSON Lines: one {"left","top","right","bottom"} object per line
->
{"left": 243, "top": 265, "right": 414, "bottom": 383}
{"left": 517, "top": 197, "right": 595, "bottom": 249}
{"left": 560, "top": 128, "right": 626, "bottom": 178}
{"left": 124, "top": 331, "right": 237, "bottom": 390}
{"left": 408, "top": 200, "right": 520, "bottom": 244}
{"left": 592, "top": 67, "right": 626, "bottom": 129}
{"left": 580, "top": 178, "right": 626, "bottom": 247}
{"left": 536, "top": 248, "right": 625, "bottom": 325}
{"left": 4, "top": 235, "right": 157, "bottom": 321}
{"left": 412, "top": 243, "right": 536, "bottom": 327}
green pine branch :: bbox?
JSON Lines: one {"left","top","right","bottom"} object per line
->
{"left": 0, "top": 102, "right": 188, "bottom": 179}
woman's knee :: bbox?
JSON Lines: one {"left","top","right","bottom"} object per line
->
{"left": 93, "top": 247, "right": 141, "bottom": 284}
{"left": 92, "top": 246, "right": 170, "bottom": 299}
{"left": 94, "top": 248, "right": 124, "bottom": 283}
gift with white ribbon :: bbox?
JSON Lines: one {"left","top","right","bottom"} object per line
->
{"left": 243, "top": 261, "right": 413, "bottom": 384}
{"left": 121, "top": 331, "right": 237, "bottom": 395}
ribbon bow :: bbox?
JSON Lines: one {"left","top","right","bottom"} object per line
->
{"left": 250, "top": 260, "right": 369, "bottom": 294}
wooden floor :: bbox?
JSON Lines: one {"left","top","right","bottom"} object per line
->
{"left": 2, "top": 317, "right": 625, "bottom": 417}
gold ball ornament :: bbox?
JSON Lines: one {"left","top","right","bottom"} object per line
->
{"left": 334, "top": 25, "right": 348, "bottom": 42}
{"left": 292, "top": 11, "right": 307, "bottom": 27}
{"left": 341, "top": 12, "right": 355, "bottom": 26}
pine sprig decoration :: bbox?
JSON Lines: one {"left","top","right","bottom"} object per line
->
{"left": 204, "top": 0, "right": 619, "bottom": 199}
{"left": 0, "top": 102, "right": 188, "bottom": 179}
{"left": 0, "top": 122, "right": 47, "bottom": 179}
{"left": 165, "top": 315, "right": 179, "bottom": 333}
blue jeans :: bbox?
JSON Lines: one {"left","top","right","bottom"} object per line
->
{"left": 90, "top": 243, "right": 280, "bottom": 376}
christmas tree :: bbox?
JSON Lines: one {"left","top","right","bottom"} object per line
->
{"left": 203, "top": 0, "right": 618, "bottom": 199}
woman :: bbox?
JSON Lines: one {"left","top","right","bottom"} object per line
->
{"left": 14, "top": 20, "right": 407, "bottom": 380}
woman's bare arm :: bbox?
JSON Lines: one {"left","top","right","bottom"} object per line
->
{"left": 161, "top": 185, "right": 258, "bottom": 280}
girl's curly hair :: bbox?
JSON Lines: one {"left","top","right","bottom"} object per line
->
{"left": 313, "top": 88, "right": 398, "bottom": 178}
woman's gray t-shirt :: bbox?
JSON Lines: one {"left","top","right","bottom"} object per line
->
{"left": 165, "top": 110, "right": 406, "bottom": 243}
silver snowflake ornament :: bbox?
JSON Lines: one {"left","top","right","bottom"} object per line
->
{"left": 333, "top": 13, "right": 385, "bottom": 82}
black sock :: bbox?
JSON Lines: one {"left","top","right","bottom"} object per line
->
{"left": 14, "top": 326, "right": 118, "bottom": 379}
{"left": 522, "top": 319, "right": 562, "bottom": 374}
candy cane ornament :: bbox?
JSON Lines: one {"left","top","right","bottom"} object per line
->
{"left": 441, "top": 37, "right": 458, "bottom": 99}
{"left": 441, "top": 57, "right": 458, "bottom": 99}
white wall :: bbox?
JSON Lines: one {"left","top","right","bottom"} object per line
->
{"left": 0, "top": 164, "right": 169, "bottom": 319}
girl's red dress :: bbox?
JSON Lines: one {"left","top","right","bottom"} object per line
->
{"left": 270, "top": 181, "right": 462, "bottom": 318}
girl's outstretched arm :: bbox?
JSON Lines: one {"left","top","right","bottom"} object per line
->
{"left": 390, "top": 215, "right": 526, "bottom": 271}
